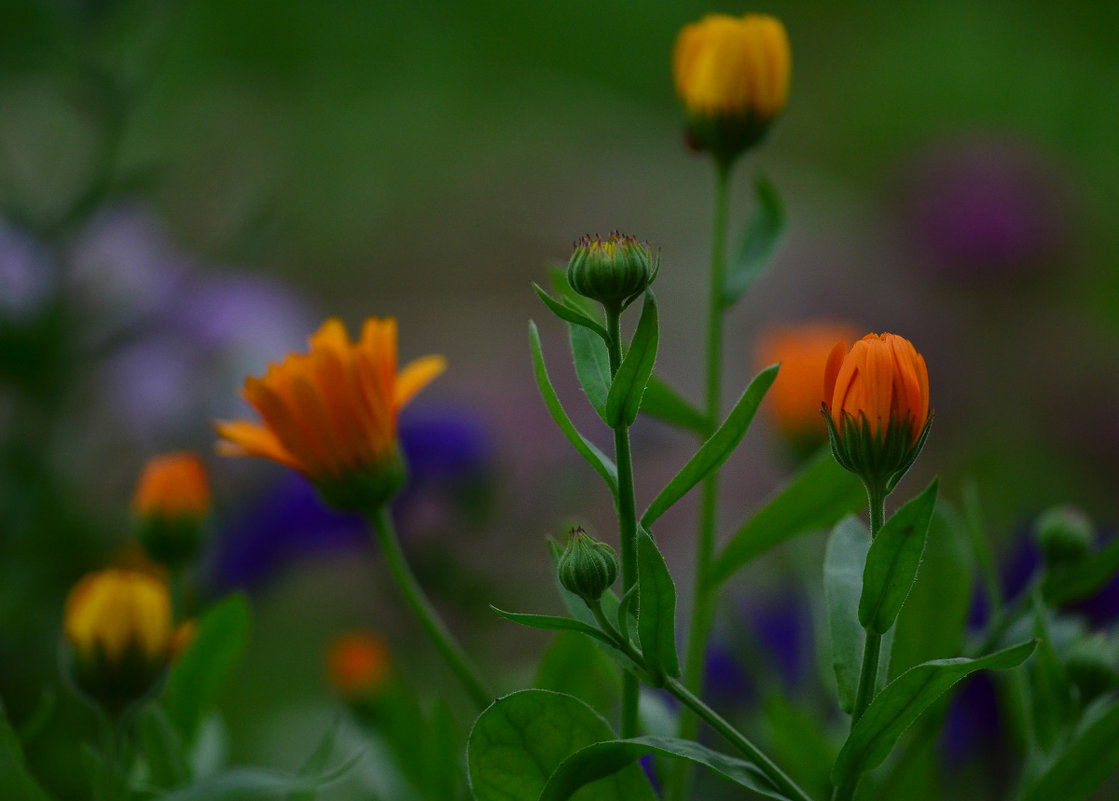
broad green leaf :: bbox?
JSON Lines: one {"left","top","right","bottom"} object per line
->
{"left": 722, "top": 177, "right": 786, "bottom": 308}
{"left": 604, "top": 292, "right": 658, "bottom": 428}
{"left": 538, "top": 735, "right": 790, "bottom": 801}
{"left": 640, "top": 374, "right": 707, "bottom": 435}
{"left": 824, "top": 516, "right": 871, "bottom": 714}
{"left": 163, "top": 594, "right": 249, "bottom": 742}
{"left": 570, "top": 324, "right": 611, "bottom": 420}
{"left": 535, "top": 632, "right": 621, "bottom": 722}
{"left": 0, "top": 701, "right": 51, "bottom": 801}
{"left": 763, "top": 695, "right": 834, "bottom": 801}
{"left": 891, "top": 503, "right": 975, "bottom": 674}
{"left": 832, "top": 640, "right": 1037, "bottom": 784}
{"left": 529, "top": 322, "right": 618, "bottom": 496}
{"left": 637, "top": 528, "right": 679, "bottom": 679}
{"left": 1042, "top": 535, "right": 1119, "bottom": 606}
{"left": 1028, "top": 598, "right": 1074, "bottom": 753}
{"left": 534, "top": 283, "right": 608, "bottom": 340}
{"left": 139, "top": 705, "right": 191, "bottom": 789}
{"left": 1021, "top": 698, "right": 1119, "bottom": 801}
{"left": 859, "top": 479, "right": 938, "bottom": 635}
{"left": 711, "top": 449, "right": 866, "bottom": 585}
{"left": 466, "top": 690, "right": 655, "bottom": 801}
{"left": 641, "top": 365, "right": 778, "bottom": 528}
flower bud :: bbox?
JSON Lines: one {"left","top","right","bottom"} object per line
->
{"left": 132, "top": 452, "right": 210, "bottom": 568}
{"left": 557, "top": 529, "right": 618, "bottom": 604}
{"left": 823, "top": 333, "right": 932, "bottom": 492}
{"left": 326, "top": 631, "right": 390, "bottom": 699}
{"left": 1035, "top": 505, "right": 1094, "bottom": 566}
{"left": 1065, "top": 633, "right": 1117, "bottom": 703}
{"left": 566, "top": 233, "right": 655, "bottom": 312}
{"left": 63, "top": 568, "right": 173, "bottom": 713}
{"left": 673, "top": 14, "right": 791, "bottom": 164}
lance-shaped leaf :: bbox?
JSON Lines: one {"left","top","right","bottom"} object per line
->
{"left": 832, "top": 640, "right": 1036, "bottom": 784}
{"left": 492, "top": 607, "right": 620, "bottom": 652}
{"left": 641, "top": 365, "right": 778, "bottom": 528}
{"left": 859, "top": 479, "right": 938, "bottom": 635}
{"left": 1041, "top": 535, "right": 1119, "bottom": 606}
{"left": 637, "top": 528, "right": 680, "bottom": 679}
{"left": 539, "top": 735, "right": 790, "bottom": 801}
{"left": 529, "top": 322, "right": 618, "bottom": 495}
{"left": 1021, "top": 698, "right": 1119, "bottom": 801}
{"left": 467, "top": 690, "right": 656, "bottom": 801}
{"left": 570, "top": 323, "right": 611, "bottom": 420}
{"left": 534, "top": 283, "right": 608, "bottom": 340}
{"left": 711, "top": 449, "right": 866, "bottom": 585}
{"left": 722, "top": 176, "right": 786, "bottom": 308}
{"left": 0, "top": 701, "right": 51, "bottom": 801}
{"left": 605, "top": 292, "right": 658, "bottom": 428}
{"left": 640, "top": 374, "right": 707, "bottom": 435}
{"left": 1028, "top": 597, "right": 1075, "bottom": 753}
{"left": 825, "top": 516, "right": 872, "bottom": 714}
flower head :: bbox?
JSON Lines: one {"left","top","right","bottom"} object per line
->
{"left": 567, "top": 232, "right": 656, "bottom": 311}
{"left": 823, "top": 333, "right": 931, "bottom": 489}
{"left": 64, "top": 568, "right": 173, "bottom": 710}
{"left": 326, "top": 630, "right": 390, "bottom": 698}
{"left": 673, "top": 14, "right": 790, "bottom": 162}
{"left": 133, "top": 452, "right": 210, "bottom": 567}
{"left": 216, "top": 317, "right": 445, "bottom": 509}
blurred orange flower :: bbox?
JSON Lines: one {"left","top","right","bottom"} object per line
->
{"left": 326, "top": 630, "right": 390, "bottom": 698}
{"left": 132, "top": 452, "right": 210, "bottom": 519}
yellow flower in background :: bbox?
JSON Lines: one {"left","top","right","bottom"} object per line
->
{"left": 133, "top": 452, "right": 211, "bottom": 567}
{"left": 673, "top": 13, "right": 790, "bottom": 162}
{"left": 216, "top": 317, "right": 444, "bottom": 508}
{"left": 326, "top": 630, "right": 390, "bottom": 698}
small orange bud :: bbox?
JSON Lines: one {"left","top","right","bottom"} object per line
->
{"left": 133, "top": 452, "right": 210, "bottom": 519}
{"left": 326, "top": 631, "right": 390, "bottom": 698}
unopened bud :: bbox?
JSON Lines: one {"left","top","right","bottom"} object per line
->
{"left": 557, "top": 529, "right": 618, "bottom": 604}
{"left": 1036, "top": 505, "right": 1094, "bottom": 566}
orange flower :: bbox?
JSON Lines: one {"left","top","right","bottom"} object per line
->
{"left": 133, "top": 452, "right": 210, "bottom": 519}
{"left": 757, "top": 321, "right": 858, "bottom": 443}
{"left": 216, "top": 317, "right": 444, "bottom": 492}
{"left": 824, "top": 333, "right": 930, "bottom": 445}
{"left": 326, "top": 631, "right": 390, "bottom": 698}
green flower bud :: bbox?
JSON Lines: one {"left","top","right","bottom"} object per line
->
{"left": 566, "top": 233, "right": 655, "bottom": 311}
{"left": 1035, "top": 505, "right": 1094, "bottom": 566}
{"left": 1065, "top": 633, "right": 1117, "bottom": 703}
{"left": 557, "top": 528, "right": 618, "bottom": 604}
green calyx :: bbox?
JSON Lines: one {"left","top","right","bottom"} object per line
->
{"left": 313, "top": 450, "right": 407, "bottom": 513}
{"left": 557, "top": 528, "right": 619, "bottom": 604}
{"left": 822, "top": 406, "right": 933, "bottom": 496}
{"left": 137, "top": 514, "right": 205, "bottom": 569}
{"left": 685, "top": 110, "right": 774, "bottom": 168}
{"left": 66, "top": 639, "right": 168, "bottom": 718}
{"left": 1065, "top": 633, "right": 1117, "bottom": 703}
{"left": 567, "top": 232, "right": 656, "bottom": 312}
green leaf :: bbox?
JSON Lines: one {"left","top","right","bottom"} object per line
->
{"left": 604, "top": 292, "right": 659, "bottom": 428}
{"left": 640, "top": 374, "right": 707, "bottom": 435}
{"left": 548, "top": 266, "right": 598, "bottom": 318}
{"left": 491, "top": 607, "right": 619, "bottom": 651}
{"left": 539, "top": 735, "right": 790, "bottom": 801}
{"left": 824, "top": 516, "right": 871, "bottom": 714}
{"left": 711, "top": 449, "right": 866, "bottom": 585}
{"left": 637, "top": 528, "right": 679, "bottom": 679}
{"left": 0, "top": 700, "right": 51, "bottom": 801}
{"left": 641, "top": 365, "right": 778, "bottom": 528}
{"left": 1028, "top": 598, "right": 1075, "bottom": 754}
{"left": 286, "top": 717, "right": 343, "bottom": 801}
{"left": 1042, "top": 535, "right": 1119, "bottom": 606}
{"left": 535, "top": 632, "right": 620, "bottom": 722}
{"left": 150, "top": 762, "right": 359, "bottom": 801}
{"left": 163, "top": 594, "right": 249, "bottom": 742}
{"left": 529, "top": 322, "right": 618, "bottom": 496}
{"left": 570, "top": 324, "right": 611, "bottom": 420}
{"left": 859, "top": 479, "right": 938, "bottom": 635}
{"left": 535, "top": 283, "right": 608, "bottom": 340}
{"left": 466, "top": 690, "right": 655, "bottom": 801}
{"left": 1021, "top": 698, "right": 1119, "bottom": 801}
{"left": 722, "top": 176, "right": 786, "bottom": 308}
{"left": 139, "top": 705, "right": 191, "bottom": 789}
{"left": 891, "top": 503, "right": 975, "bottom": 674}
{"left": 832, "top": 640, "right": 1037, "bottom": 784}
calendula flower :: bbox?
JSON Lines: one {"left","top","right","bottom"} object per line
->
{"left": 326, "top": 630, "right": 390, "bottom": 698}
{"left": 133, "top": 452, "right": 210, "bottom": 566}
{"left": 823, "top": 333, "right": 931, "bottom": 490}
{"left": 756, "top": 321, "right": 858, "bottom": 450}
{"left": 673, "top": 13, "right": 790, "bottom": 162}
{"left": 567, "top": 233, "right": 656, "bottom": 311}
{"left": 216, "top": 317, "right": 445, "bottom": 510}
{"left": 64, "top": 568, "right": 173, "bottom": 711}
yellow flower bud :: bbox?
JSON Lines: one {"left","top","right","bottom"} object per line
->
{"left": 673, "top": 13, "right": 791, "bottom": 163}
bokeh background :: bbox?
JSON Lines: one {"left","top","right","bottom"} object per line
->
{"left": 2, "top": 0, "right": 1118, "bottom": 798}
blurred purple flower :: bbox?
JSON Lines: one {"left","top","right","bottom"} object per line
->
{"left": 704, "top": 642, "right": 755, "bottom": 708}
{"left": 898, "top": 133, "right": 1070, "bottom": 280}
{"left": 0, "top": 219, "right": 54, "bottom": 320}
{"left": 745, "top": 593, "right": 814, "bottom": 689}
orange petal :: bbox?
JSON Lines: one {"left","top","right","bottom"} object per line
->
{"left": 395, "top": 355, "right": 446, "bottom": 409}
{"left": 214, "top": 420, "right": 302, "bottom": 471}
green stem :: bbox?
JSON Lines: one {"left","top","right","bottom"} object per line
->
{"left": 606, "top": 306, "right": 641, "bottom": 738}
{"left": 368, "top": 507, "right": 492, "bottom": 710}
{"left": 668, "top": 155, "right": 733, "bottom": 801}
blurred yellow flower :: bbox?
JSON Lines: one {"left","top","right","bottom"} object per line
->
{"left": 65, "top": 568, "right": 172, "bottom": 665}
